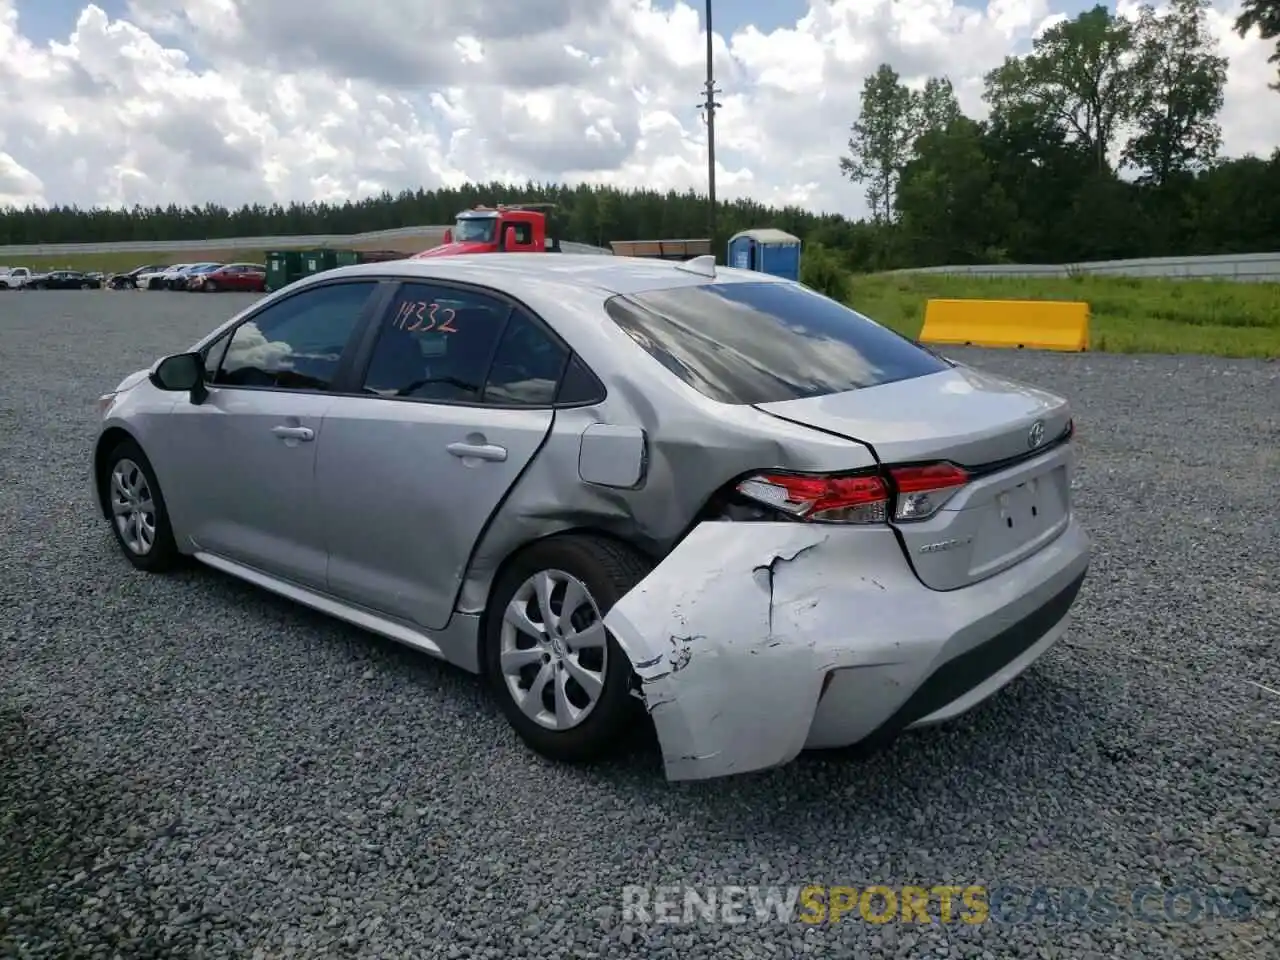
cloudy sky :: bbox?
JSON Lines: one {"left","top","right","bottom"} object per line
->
{"left": 1, "top": 0, "right": 1277, "bottom": 218}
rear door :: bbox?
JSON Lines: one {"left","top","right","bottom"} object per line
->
{"left": 316, "top": 280, "right": 568, "bottom": 630}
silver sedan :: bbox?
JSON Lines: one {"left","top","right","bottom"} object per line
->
{"left": 92, "top": 253, "right": 1091, "bottom": 781}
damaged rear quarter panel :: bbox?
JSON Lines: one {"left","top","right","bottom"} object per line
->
{"left": 453, "top": 337, "right": 877, "bottom": 620}
{"left": 603, "top": 521, "right": 929, "bottom": 782}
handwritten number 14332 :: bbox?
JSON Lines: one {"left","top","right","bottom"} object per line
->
{"left": 394, "top": 300, "right": 458, "bottom": 333}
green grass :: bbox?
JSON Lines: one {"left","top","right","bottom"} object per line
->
{"left": 850, "top": 273, "right": 1280, "bottom": 359}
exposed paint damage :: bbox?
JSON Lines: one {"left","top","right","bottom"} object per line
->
{"left": 751, "top": 540, "right": 825, "bottom": 633}
{"left": 603, "top": 521, "right": 920, "bottom": 781}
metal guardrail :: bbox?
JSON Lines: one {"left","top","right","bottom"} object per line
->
{"left": 0, "top": 224, "right": 452, "bottom": 257}
{"left": 559, "top": 241, "right": 613, "bottom": 255}
{"left": 891, "top": 251, "right": 1280, "bottom": 282}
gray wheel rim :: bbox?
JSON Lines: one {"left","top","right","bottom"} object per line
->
{"left": 500, "top": 569, "right": 608, "bottom": 731}
{"left": 110, "top": 458, "right": 157, "bottom": 555}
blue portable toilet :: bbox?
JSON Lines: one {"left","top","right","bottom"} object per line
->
{"left": 727, "top": 228, "right": 802, "bottom": 281}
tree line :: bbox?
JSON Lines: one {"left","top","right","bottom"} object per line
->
{"left": 0, "top": 180, "right": 842, "bottom": 258}
{"left": 837, "top": 0, "right": 1280, "bottom": 267}
{"left": 1, "top": 1, "right": 1278, "bottom": 273}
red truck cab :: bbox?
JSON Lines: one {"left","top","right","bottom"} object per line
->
{"left": 413, "top": 204, "right": 561, "bottom": 259}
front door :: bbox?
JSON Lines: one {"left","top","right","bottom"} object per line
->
{"left": 159, "top": 279, "right": 382, "bottom": 589}
{"left": 318, "top": 281, "right": 571, "bottom": 629}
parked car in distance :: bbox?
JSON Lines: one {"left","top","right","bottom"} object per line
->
{"left": 29, "top": 269, "right": 101, "bottom": 289}
{"left": 163, "top": 264, "right": 199, "bottom": 290}
{"left": 181, "top": 263, "right": 226, "bottom": 291}
{"left": 191, "top": 262, "right": 268, "bottom": 293}
{"left": 108, "top": 264, "right": 167, "bottom": 289}
{"left": 168, "top": 262, "right": 221, "bottom": 290}
{"left": 137, "top": 266, "right": 179, "bottom": 290}
{"left": 92, "top": 254, "right": 1090, "bottom": 782}
{"left": 1, "top": 266, "right": 35, "bottom": 289}
{"left": 154, "top": 263, "right": 194, "bottom": 290}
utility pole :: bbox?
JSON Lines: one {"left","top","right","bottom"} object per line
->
{"left": 699, "top": 0, "right": 721, "bottom": 251}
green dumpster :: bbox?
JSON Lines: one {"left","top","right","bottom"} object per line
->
{"left": 301, "top": 249, "right": 339, "bottom": 276}
{"left": 265, "top": 250, "right": 304, "bottom": 291}
{"left": 333, "top": 249, "right": 360, "bottom": 268}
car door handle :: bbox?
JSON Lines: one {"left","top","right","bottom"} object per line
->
{"left": 447, "top": 441, "right": 507, "bottom": 462}
{"left": 272, "top": 425, "right": 315, "bottom": 441}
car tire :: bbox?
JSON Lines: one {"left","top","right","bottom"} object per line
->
{"left": 205, "top": 280, "right": 218, "bottom": 292}
{"left": 483, "top": 534, "right": 652, "bottom": 764}
{"left": 80, "top": 282, "right": 91, "bottom": 289}
{"left": 100, "top": 438, "right": 182, "bottom": 573}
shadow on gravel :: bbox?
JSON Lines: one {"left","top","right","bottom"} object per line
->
{"left": 0, "top": 704, "right": 165, "bottom": 958}
{"left": 533, "top": 664, "right": 1109, "bottom": 811}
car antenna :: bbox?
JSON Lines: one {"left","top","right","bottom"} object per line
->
{"left": 674, "top": 255, "right": 717, "bottom": 279}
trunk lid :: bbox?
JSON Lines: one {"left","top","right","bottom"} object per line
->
{"left": 754, "top": 364, "right": 1070, "bottom": 466}
{"left": 755, "top": 365, "right": 1075, "bottom": 591}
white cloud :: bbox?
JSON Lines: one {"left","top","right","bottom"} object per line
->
{"left": 0, "top": 0, "right": 1276, "bottom": 218}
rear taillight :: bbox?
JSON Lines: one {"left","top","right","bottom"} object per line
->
{"left": 888, "top": 462, "right": 969, "bottom": 521}
{"left": 734, "top": 461, "right": 970, "bottom": 525}
{"left": 736, "top": 472, "right": 889, "bottom": 524}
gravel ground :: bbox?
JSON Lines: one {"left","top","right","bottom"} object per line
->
{"left": 1, "top": 289, "right": 1277, "bottom": 960}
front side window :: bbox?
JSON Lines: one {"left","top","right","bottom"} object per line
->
{"left": 604, "top": 281, "right": 951, "bottom": 405}
{"left": 202, "top": 334, "right": 230, "bottom": 380}
{"left": 361, "top": 282, "right": 510, "bottom": 402}
{"left": 212, "top": 281, "right": 377, "bottom": 391}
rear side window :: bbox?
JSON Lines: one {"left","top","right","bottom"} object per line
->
{"left": 482, "top": 310, "right": 569, "bottom": 406}
{"left": 604, "top": 281, "right": 949, "bottom": 405}
{"left": 361, "top": 282, "right": 510, "bottom": 402}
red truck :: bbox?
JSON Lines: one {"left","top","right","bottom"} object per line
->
{"left": 412, "top": 202, "right": 562, "bottom": 258}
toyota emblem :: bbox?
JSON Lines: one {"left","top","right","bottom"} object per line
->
{"left": 1028, "top": 420, "right": 1045, "bottom": 449}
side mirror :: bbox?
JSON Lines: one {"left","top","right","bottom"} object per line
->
{"left": 499, "top": 224, "right": 517, "bottom": 251}
{"left": 151, "top": 352, "right": 207, "bottom": 404}
{"left": 442, "top": 228, "right": 453, "bottom": 244}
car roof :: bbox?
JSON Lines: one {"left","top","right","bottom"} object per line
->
{"left": 288, "top": 253, "right": 791, "bottom": 298}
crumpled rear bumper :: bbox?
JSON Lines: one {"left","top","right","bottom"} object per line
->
{"left": 603, "top": 518, "right": 1090, "bottom": 782}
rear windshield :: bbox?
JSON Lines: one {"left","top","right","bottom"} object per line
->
{"left": 604, "top": 281, "right": 949, "bottom": 405}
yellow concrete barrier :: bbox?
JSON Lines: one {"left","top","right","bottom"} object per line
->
{"left": 919, "top": 299, "right": 1090, "bottom": 352}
